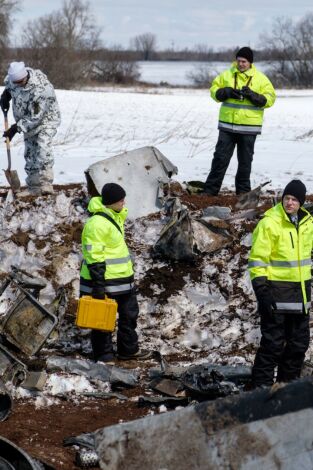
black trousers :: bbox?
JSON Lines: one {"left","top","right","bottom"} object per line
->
{"left": 204, "top": 130, "right": 257, "bottom": 195}
{"left": 252, "top": 310, "right": 310, "bottom": 387}
{"left": 80, "top": 290, "right": 139, "bottom": 362}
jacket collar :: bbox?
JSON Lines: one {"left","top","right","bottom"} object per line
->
{"left": 264, "top": 202, "right": 311, "bottom": 225}
{"left": 230, "top": 62, "right": 256, "bottom": 77}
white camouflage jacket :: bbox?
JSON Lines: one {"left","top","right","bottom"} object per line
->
{"left": 4, "top": 68, "right": 61, "bottom": 138}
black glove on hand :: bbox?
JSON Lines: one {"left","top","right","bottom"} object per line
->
{"left": 3, "top": 123, "right": 18, "bottom": 142}
{"left": 0, "top": 89, "right": 11, "bottom": 113}
{"left": 241, "top": 86, "right": 267, "bottom": 107}
{"left": 91, "top": 286, "right": 106, "bottom": 299}
{"left": 88, "top": 262, "right": 106, "bottom": 299}
{"left": 216, "top": 87, "right": 242, "bottom": 101}
{"left": 257, "top": 295, "right": 276, "bottom": 316}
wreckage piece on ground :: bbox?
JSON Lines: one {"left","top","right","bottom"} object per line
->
{"left": 0, "top": 267, "right": 58, "bottom": 357}
{"left": 153, "top": 198, "right": 233, "bottom": 261}
{"left": 85, "top": 146, "right": 178, "bottom": 219}
{"left": 46, "top": 356, "right": 139, "bottom": 388}
{"left": 93, "top": 377, "right": 313, "bottom": 469}
{"left": 0, "top": 283, "right": 57, "bottom": 357}
{"left": 0, "top": 380, "right": 12, "bottom": 422}
{"left": 0, "top": 436, "right": 48, "bottom": 469}
{"left": 148, "top": 361, "right": 251, "bottom": 400}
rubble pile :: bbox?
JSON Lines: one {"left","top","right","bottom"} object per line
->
{"left": 0, "top": 183, "right": 312, "bottom": 468}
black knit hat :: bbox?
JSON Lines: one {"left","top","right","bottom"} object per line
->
{"left": 236, "top": 47, "right": 254, "bottom": 63}
{"left": 101, "top": 183, "right": 126, "bottom": 205}
{"left": 282, "top": 180, "right": 306, "bottom": 206}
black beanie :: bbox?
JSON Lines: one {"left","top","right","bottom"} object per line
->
{"left": 236, "top": 47, "right": 254, "bottom": 63}
{"left": 101, "top": 183, "right": 126, "bottom": 205}
{"left": 282, "top": 180, "right": 306, "bottom": 206}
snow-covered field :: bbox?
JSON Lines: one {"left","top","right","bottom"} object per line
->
{"left": 2, "top": 86, "right": 313, "bottom": 194}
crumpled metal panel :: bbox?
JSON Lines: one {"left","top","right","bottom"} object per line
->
{"left": 85, "top": 146, "right": 178, "bottom": 219}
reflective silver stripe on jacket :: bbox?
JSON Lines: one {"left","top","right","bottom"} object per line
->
{"left": 83, "top": 244, "right": 105, "bottom": 252}
{"left": 249, "top": 259, "right": 311, "bottom": 268}
{"left": 105, "top": 283, "right": 134, "bottom": 293}
{"left": 82, "top": 255, "right": 131, "bottom": 266}
{"left": 248, "top": 260, "right": 268, "bottom": 268}
{"left": 276, "top": 302, "right": 311, "bottom": 310}
{"left": 270, "top": 259, "right": 311, "bottom": 267}
{"left": 80, "top": 285, "right": 92, "bottom": 293}
{"left": 218, "top": 121, "right": 262, "bottom": 134}
{"left": 221, "top": 103, "right": 264, "bottom": 111}
{"left": 105, "top": 255, "right": 131, "bottom": 265}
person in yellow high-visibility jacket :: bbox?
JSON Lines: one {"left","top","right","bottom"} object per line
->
{"left": 248, "top": 180, "right": 313, "bottom": 387}
{"left": 204, "top": 47, "right": 276, "bottom": 195}
{"left": 80, "top": 183, "right": 151, "bottom": 364}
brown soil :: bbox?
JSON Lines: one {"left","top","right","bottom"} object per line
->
{"left": 0, "top": 386, "right": 148, "bottom": 469}
{"left": 138, "top": 259, "right": 203, "bottom": 303}
{"left": 1, "top": 183, "right": 312, "bottom": 468}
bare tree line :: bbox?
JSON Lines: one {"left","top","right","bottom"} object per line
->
{"left": 2, "top": 1, "right": 313, "bottom": 88}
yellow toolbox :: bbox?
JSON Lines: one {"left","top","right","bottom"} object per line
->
{"left": 76, "top": 296, "right": 117, "bottom": 331}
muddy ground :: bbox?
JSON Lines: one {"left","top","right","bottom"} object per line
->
{"left": 0, "top": 184, "right": 312, "bottom": 469}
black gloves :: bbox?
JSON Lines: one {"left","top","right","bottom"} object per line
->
{"left": 252, "top": 278, "right": 276, "bottom": 316}
{"left": 88, "top": 262, "right": 106, "bottom": 299}
{"left": 216, "top": 87, "right": 242, "bottom": 101}
{"left": 0, "top": 89, "right": 11, "bottom": 113}
{"left": 241, "top": 86, "right": 267, "bottom": 107}
{"left": 257, "top": 294, "right": 276, "bottom": 316}
{"left": 3, "top": 123, "right": 18, "bottom": 142}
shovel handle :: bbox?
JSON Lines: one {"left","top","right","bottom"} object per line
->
{"left": 3, "top": 111, "right": 11, "bottom": 171}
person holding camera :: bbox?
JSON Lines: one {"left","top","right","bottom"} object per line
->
{"left": 203, "top": 47, "right": 276, "bottom": 196}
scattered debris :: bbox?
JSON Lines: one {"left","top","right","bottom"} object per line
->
{"left": 0, "top": 381, "right": 12, "bottom": 421}
{"left": 0, "top": 436, "right": 46, "bottom": 469}
{"left": 75, "top": 448, "right": 99, "bottom": 468}
{"left": 46, "top": 356, "right": 139, "bottom": 388}
{"left": 94, "top": 378, "right": 313, "bottom": 470}
{"left": 138, "top": 395, "right": 190, "bottom": 408}
{"left": 85, "top": 146, "right": 178, "bottom": 219}
{"left": 154, "top": 198, "right": 233, "bottom": 260}
{"left": 235, "top": 181, "right": 271, "bottom": 210}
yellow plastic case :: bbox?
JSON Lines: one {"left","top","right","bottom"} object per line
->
{"left": 76, "top": 295, "right": 117, "bottom": 332}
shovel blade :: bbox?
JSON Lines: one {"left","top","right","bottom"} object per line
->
{"left": 4, "top": 169, "right": 21, "bottom": 192}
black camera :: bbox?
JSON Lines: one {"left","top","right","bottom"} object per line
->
{"left": 237, "top": 90, "right": 244, "bottom": 101}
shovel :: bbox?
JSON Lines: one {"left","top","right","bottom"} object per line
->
{"left": 3, "top": 111, "right": 21, "bottom": 192}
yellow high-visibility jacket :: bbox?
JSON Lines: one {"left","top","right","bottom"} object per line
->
{"left": 248, "top": 203, "right": 313, "bottom": 314}
{"left": 80, "top": 197, "right": 134, "bottom": 295}
{"left": 210, "top": 62, "right": 276, "bottom": 135}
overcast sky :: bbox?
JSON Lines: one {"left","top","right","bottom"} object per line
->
{"left": 13, "top": 1, "right": 313, "bottom": 50}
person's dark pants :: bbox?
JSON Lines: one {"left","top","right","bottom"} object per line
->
{"left": 80, "top": 290, "right": 139, "bottom": 362}
{"left": 204, "top": 130, "right": 257, "bottom": 195}
{"left": 252, "top": 310, "right": 310, "bottom": 387}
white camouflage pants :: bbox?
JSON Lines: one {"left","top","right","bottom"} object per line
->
{"left": 24, "top": 127, "right": 57, "bottom": 189}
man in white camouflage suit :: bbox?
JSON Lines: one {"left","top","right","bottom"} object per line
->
{"left": 0, "top": 62, "right": 61, "bottom": 195}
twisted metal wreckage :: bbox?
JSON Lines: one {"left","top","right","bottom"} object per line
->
{"left": 1, "top": 146, "right": 313, "bottom": 468}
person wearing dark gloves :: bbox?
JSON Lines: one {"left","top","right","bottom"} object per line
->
{"left": 248, "top": 180, "right": 313, "bottom": 387}
{"left": 215, "top": 87, "right": 242, "bottom": 101}
{"left": 203, "top": 47, "right": 276, "bottom": 196}
{"left": 80, "top": 183, "right": 151, "bottom": 365}
{"left": 0, "top": 89, "right": 11, "bottom": 113}
{"left": 3, "top": 123, "right": 18, "bottom": 141}
{"left": 2, "top": 61, "right": 60, "bottom": 195}
{"left": 241, "top": 86, "right": 267, "bottom": 107}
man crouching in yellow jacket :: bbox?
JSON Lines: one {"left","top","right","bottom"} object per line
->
{"left": 80, "top": 183, "right": 150, "bottom": 364}
{"left": 248, "top": 180, "right": 313, "bottom": 387}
